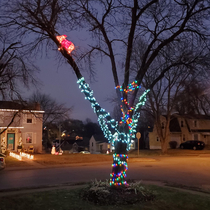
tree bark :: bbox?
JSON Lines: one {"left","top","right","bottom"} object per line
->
{"left": 110, "top": 135, "right": 128, "bottom": 186}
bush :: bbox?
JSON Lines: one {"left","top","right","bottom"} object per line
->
{"left": 5, "top": 150, "right": 9, "bottom": 156}
{"left": 81, "top": 179, "right": 155, "bottom": 205}
{"left": 169, "top": 141, "right": 177, "bottom": 149}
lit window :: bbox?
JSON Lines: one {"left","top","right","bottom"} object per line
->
{"left": 26, "top": 133, "right": 32, "bottom": 143}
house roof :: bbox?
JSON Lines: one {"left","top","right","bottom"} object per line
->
{"left": 172, "top": 114, "right": 210, "bottom": 132}
{"left": 174, "top": 114, "right": 210, "bottom": 120}
{"left": 0, "top": 101, "right": 41, "bottom": 111}
{"left": 92, "top": 134, "right": 108, "bottom": 143}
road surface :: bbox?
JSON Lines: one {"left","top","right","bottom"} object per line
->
{"left": 0, "top": 156, "right": 210, "bottom": 191}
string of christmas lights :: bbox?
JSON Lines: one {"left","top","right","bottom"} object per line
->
{"left": 57, "top": 39, "right": 150, "bottom": 186}
{"left": 77, "top": 77, "right": 149, "bottom": 186}
{"left": 110, "top": 154, "right": 128, "bottom": 186}
{"left": 1, "top": 137, "right": 6, "bottom": 153}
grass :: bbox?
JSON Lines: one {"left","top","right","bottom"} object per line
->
{"left": 34, "top": 153, "right": 113, "bottom": 165}
{"left": 5, "top": 156, "right": 33, "bottom": 167}
{"left": 5, "top": 153, "right": 114, "bottom": 167}
{"left": 0, "top": 185, "right": 210, "bottom": 210}
{"left": 129, "top": 148, "right": 210, "bottom": 157}
{"left": 5, "top": 148, "right": 210, "bottom": 168}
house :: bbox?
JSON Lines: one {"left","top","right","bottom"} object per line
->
{"left": 0, "top": 101, "right": 44, "bottom": 153}
{"left": 53, "top": 136, "right": 89, "bottom": 153}
{"left": 149, "top": 114, "right": 210, "bottom": 149}
{"left": 89, "top": 134, "right": 110, "bottom": 154}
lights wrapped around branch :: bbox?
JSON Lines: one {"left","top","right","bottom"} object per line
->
{"left": 77, "top": 77, "right": 118, "bottom": 143}
{"left": 77, "top": 77, "right": 149, "bottom": 186}
{"left": 77, "top": 77, "right": 150, "bottom": 150}
{"left": 110, "top": 153, "right": 128, "bottom": 186}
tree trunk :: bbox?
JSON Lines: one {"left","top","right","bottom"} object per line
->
{"left": 110, "top": 140, "right": 128, "bottom": 186}
{"left": 161, "top": 138, "right": 168, "bottom": 154}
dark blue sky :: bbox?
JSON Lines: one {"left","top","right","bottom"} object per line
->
{"left": 24, "top": 50, "right": 116, "bottom": 122}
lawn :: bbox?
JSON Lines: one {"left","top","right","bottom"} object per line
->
{"left": 0, "top": 185, "right": 210, "bottom": 210}
{"left": 5, "top": 149, "right": 210, "bottom": 168}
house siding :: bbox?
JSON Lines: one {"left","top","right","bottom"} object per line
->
{"left": 89, "top": 135, "right": 110, "bottom": 154}
{"left": 0, "top": 109, "right": 43, "bottom": 153}
{"left": 150, "top": 115, "right": 210, "bottom": 150}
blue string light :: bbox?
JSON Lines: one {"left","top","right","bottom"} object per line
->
{"left": 77, "top": 77, "right": 149, "bottom": 185}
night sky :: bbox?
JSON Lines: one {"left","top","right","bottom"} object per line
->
{"left": 24, "top": 40, "right": 116, "bottom": 122}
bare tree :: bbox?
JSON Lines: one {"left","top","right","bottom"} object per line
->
{"left": 0, "top": 29, "right": 38, "bottom": 151}
{"left": 28, "top": 91, "right": 72, "bottom": 125}
{"left": 175, "top": 81, "right": 210, "bottom": 116}
{"left": 28, "top": 91, "right": 72, "bottom": 149}
{"left": 0, "top": 38, "right": 38, "bottom": 100}
{"left": 2, "top": 0, "right": 210, "bottom": 185}
{"left": 132, "top": 36, "right": 210, "bottom": 153}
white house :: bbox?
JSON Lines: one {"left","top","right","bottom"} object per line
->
{"left": 89, "top": 134, "right": 110, "bottom": 154}
{"left": 0, "top": 101, "right": 44, "bottom": 153}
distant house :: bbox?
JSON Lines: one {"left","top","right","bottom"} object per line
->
{"left": 149, "top": 114, "right": 210, "bottom": 149}
{"left": 0, "top": 101, "right": 44, "bottom": 153}
{"left": 56, "top": 136, "right": 89, "bottom": 153}
{"left": 89, "top": 134, "right": 110, "bottom": 154}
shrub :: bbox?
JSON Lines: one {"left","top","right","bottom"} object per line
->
{"left": 81, "top": 179, "right": 155, "bottom": 205}
{"left": 169, "top": 141, "right": 177, "bottom": 149}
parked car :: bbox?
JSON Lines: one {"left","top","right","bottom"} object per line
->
{"left": 180, "top": 140, "right": 205, "bottom": 150}
{"left": 80, "top": 151, "right": 90, "bottom": 154}
{"left": 0, "top": 153, "right": 6, "bottom": 170}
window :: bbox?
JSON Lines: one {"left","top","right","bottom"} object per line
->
{"left": 194, "top": 120, "right": 197, "bottom": 127}
{"left": 161, "top": 123, "right": 164, "bottom": 129}
{"left": 157, "top": 137, "right": 159, "bottom": 141}
{"left": 0, "top": 112, "right": 4, "bottom": 123}
{"left": 181, "top": 121, "right": 184, "bottom": 127}
{"left": 26, "top": 133, "right": 33, "bottom": 143}
{"left": 92, "top": 142, "right": 93, "bottom": 147}
{"left": 183, "top": 134, "right": 185, "bottom": 141}
{"left": 27, "top": 118, "right": 32, "bottom": 123}
{"left": 24, "top": 113, "right": 36, "bottom": 124}
{"left": 204, "top": 135, "right": 206, "bottom": 138}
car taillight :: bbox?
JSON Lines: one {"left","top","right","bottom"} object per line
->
{"left": 198, "top": 143, "right": 200, "bottom": 145}
{"left": 0, "top": 158, "right": 3, "bottom": 162}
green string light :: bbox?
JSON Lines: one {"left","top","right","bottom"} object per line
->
{"left": 77, "top": 77, "right": 149, "bottom": 186}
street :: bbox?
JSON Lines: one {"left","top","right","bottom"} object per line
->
{"left": 0, "top": 156, "right": 210, "bottom": 191}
